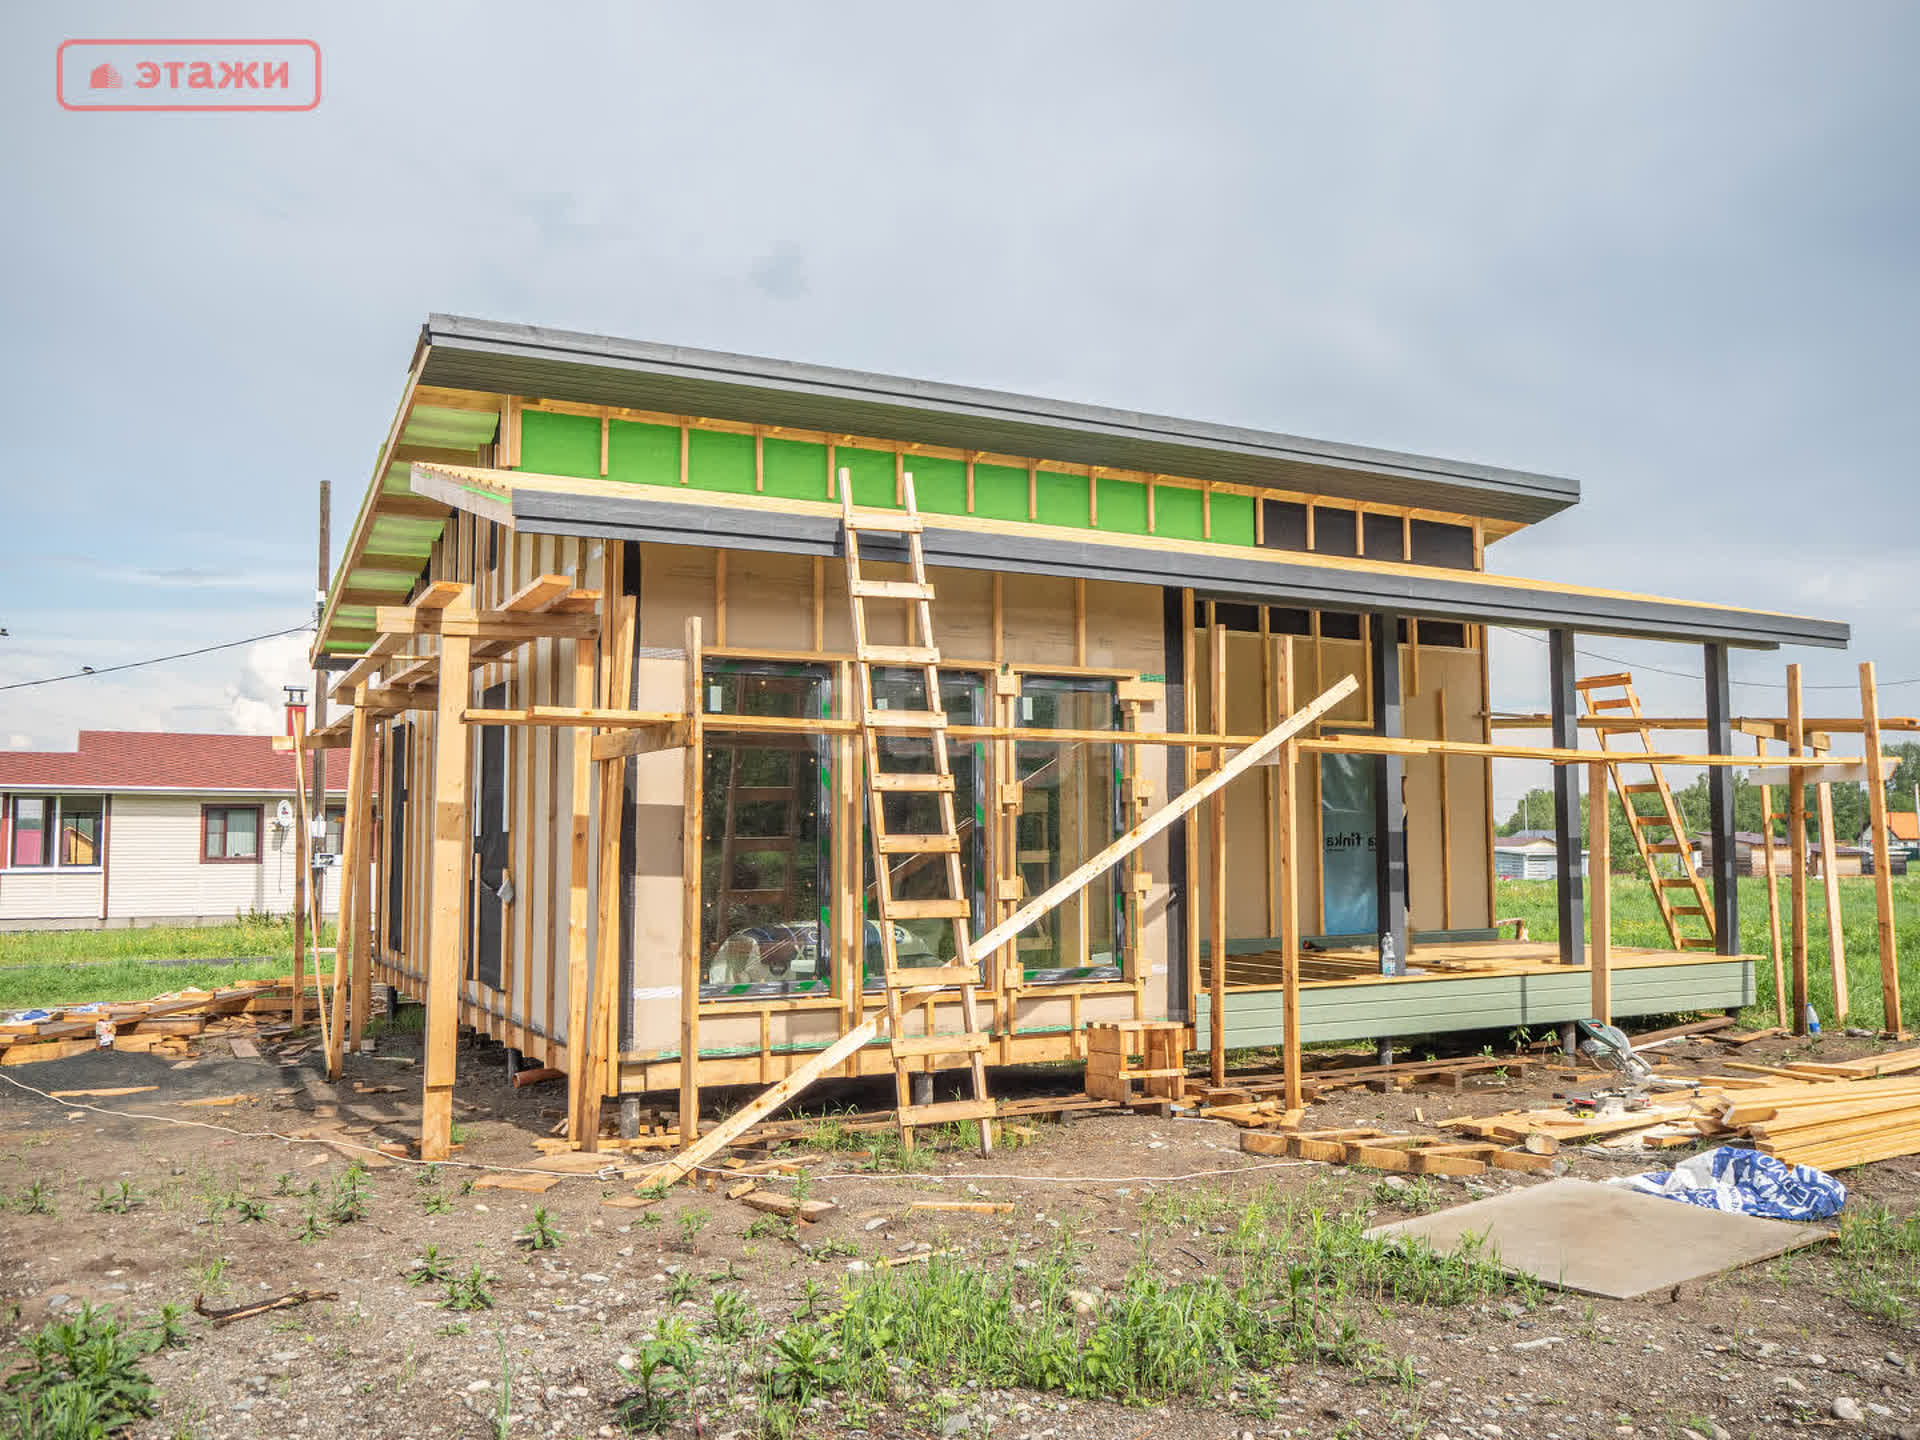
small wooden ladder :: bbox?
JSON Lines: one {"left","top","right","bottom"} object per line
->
{"left": 1576, "top": 672, "right": 1717, "bottom": 951}
{"left": 840, "top": 468, "right": 995, "bottom": 1154}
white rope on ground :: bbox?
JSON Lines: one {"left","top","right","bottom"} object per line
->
{"left": 1, "top": 1071, "right": 1308, "bottom": 1190}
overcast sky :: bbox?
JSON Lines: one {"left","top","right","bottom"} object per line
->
{"left": 2, "top": 3, "right": 1914, "bottom": 814}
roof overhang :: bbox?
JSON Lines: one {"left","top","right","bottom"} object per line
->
{"left": 411, "top": 463, "right": 1848, "bottom": 651}
{"left": 417, "top": 314, "right": 1581, "bottom": 527}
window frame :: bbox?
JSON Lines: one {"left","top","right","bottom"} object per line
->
{"left": 5, "top": 794, "right": 106, "bottom": 871}
{"left": 200, "top": 803, "right": 264, "bottom": 865}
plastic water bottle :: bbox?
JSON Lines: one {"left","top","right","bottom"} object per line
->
{"left": 1804, "top": 1004, "right": 1821, "bottom": 1035}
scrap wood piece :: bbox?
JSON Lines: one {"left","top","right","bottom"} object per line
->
{"left": 725, "top": 1179, "right": 758, "bottom": 1200}
{"left": 473, "top": 1172, "right": 562, "bottom": 1193}
{"left": 510, "top": 1066, "right": 566, "bottom": 1088}
{"left": 227, "top": 1038, "right": 260, "bottom": 1059}
{"left": 602, "top": 1193, "right": 660, "bottom": 1209}
{"left": 909, "top": 1201, "right": 1015, "bottom": 1214}
{"left": 1199, "top": 1101, "right": 1304, "bottom": 1129}
{"left": 1709, "top": 1027, "right": 1788, "bottom": 1047}
{"left": 194, "top": 1289, "right": 339, "bottom": 1327}
{"left": 353, "top": 1082, "right": 403, "bottom": 1095}
{"left": 1626, "top": 1016, "right": 1735, "bottom": 1046}
{"left": 48, "top": 1086, "right": 157, "bottom": 1100}
{"left": 178, "top": 1093, "right": 256, "bottom": 1108}
{"left": 741, "top": 1190, "right": 836, "bottom": 1223}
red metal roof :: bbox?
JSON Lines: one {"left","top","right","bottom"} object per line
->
{"left": 0, "top": 731, "right": 346, "bottom": 794}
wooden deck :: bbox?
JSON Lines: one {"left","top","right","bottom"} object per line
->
{"left": 1199, "top": 940, "right": 1754, "bottom": 1049}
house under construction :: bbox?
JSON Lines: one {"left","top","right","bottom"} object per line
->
{"left": 298, "top": 316, "right": 1907, "bottom": 1161}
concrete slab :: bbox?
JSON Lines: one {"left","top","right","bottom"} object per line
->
{"left": 1366, "top": 1177, "right": 1833, "bottom": 1298}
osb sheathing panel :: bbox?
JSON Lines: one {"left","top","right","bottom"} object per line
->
{"left": 628, "top": 652, "right": 693, "bottom": 1055}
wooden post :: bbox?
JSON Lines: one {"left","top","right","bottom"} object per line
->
{"left": 1208, "top": 621, "right": 1228, "bottom": 1086}
{"left": 328, "top": 694, "right": 370, "bottom": 1080}
{"left": 422, "top": 601, "right": 472, "bottom": 1164}
{"left": 1816, "top": 777, "right": 1849, "bottom": 1026}
{"left": 1276, "top": 638, "right": 1302, "bottom": 1110}
{"left": 1861, "top": 662, "right": 1905, "bottom": 1038}
{"left": 1588, "top": 759, "right": 1611, "bottom": 1024}
{"left": 564, "top": 631, "right": 597, "bottom": 1145}
{"left": 290, "top": 707, "right": 308, "bottom": 1032}
{"left": 1786, "top": 664, "right": 1809, "bottom": 1034}
{"left": 582, "top": 571, "right": 636, "bottom": 1150}
{"left": 680, "top": 616, "right": 706, "bottom": 1141}
{"left": 1756, "top": 735, "right": 1788, "bottom": 1027}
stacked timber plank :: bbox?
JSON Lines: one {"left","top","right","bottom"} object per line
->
{"left": 1696, "top": 1049, "right": 1920, "bottom": 1170}
{"left": 1240, "top": 1126, "right": 1557, "bottom": 1175}
{"left": 0, "top": 976, "right": 339, "bottom": 1066}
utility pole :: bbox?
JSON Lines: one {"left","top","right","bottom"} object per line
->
{"left": 310, "top": 481, "right": 331, "bottom": 939}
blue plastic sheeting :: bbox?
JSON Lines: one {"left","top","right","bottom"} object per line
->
{"left": 1614, "top": 1146, "right": 1846, "bottom": 1222}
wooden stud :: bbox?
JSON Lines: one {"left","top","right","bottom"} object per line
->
{"left": 1209, "top": 621, "right": 1228, "bottom": 1086}
{"left": 812, "top": 556, "right": 825, "bottom": 652}
{"left": 753, "top": 428, "right": 765, "bottom": 493}
{"left": 678, "top": 422, "right": 690, "bottom": 485}
{"left": 1026, "top": 462, "right": 1037, "bottom": 522}
{"left": 1074, "top": 579, "right": 1087, "bottom": 668}
{"left": 564, "top": 625, "right": 596, "bottom": 1144}
{"left": 680, "top": 617, "right": 706, "bottom": 1140}
{"left": 965, "top": 452, "right": 976, "bottom": 511}
{"left": 1436, "top": 687, "right": 1453, "bottom": 931}
{"left": 1756, "top": 735, "right": 1788, "bottom": 1027}
{"left": 1589, "top": 759, "right": 1611, "bottom": 1023}
{"left": 290, "top": 708, "right": 308, "bottom": 1032}
{"left": 1816, "top": 777, "right": 1848, "bottom": 1026}
{"left": 599, "top": 411, "right": 610, "bottom": 478}
{"left": 422, "top": 597, "right": 473, "bottom": 1164}
{"left": 1861, "top": 662, "right": 1904, "bottom": 1037}
{"left": 1202, "top": 485, "right": 1212, "bottom": 541}
{"left": 714, "top": 551, "right": 727, "bottom": 650}
{"left": 1787, "top": 664, "right": 1809, "bottom": 1034}
{"left": 1261, "top": 612, "right": 1277, "bottom": 938}
{"left": 1088, "top": 468, "right": 1099, "bottom": 527}
{"left": 331, "top": 690, "right": 371, "bottom": 1078}
{"left": 1277, "top": 638, "right": 1302, "bottom": 1110}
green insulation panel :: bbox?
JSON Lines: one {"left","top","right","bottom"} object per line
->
{"left": 608, "top": 420, "right": 681, "bottom": 485}
{"left": 1034, "top": 469, "right": 1091, "bottom": 528}
{"left": 1154, "top": 486, "right": 1205, "bottom": 542}
{"left": 519, "top": 410, "right": 601, "bottom": 479}
{"left": 689, "top": 428, "right": 755, "bottom": 494}
{"left": 764, "top": 437, "right": 830, "bottom": 500}
{"left": 971, "top": 463, "right": 1029, "bottom": 522}
{"left": 1211, "top": 492, "right": 1257, "bottom": 546}
{"left": 908, "top": 455, "right": 966, "bottom": 514}
{"left": 840, "top": 446, "right": 899, "bottom": 510}
{"left": 1096, "top": 478, "right": 1150, "bottom": 536}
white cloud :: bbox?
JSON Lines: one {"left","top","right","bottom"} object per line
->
{"left": 223, "top": 633, "right": 314, "bottom": 735}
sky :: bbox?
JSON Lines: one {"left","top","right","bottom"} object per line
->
{"left": 2, "top": 3, "right": 1915, "bottom": 817}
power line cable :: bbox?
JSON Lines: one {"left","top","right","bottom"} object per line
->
{"left": 0, "top": 624, "right": 313, "bottom": 692}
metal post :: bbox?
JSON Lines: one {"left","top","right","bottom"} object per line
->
{"left": 1703, "top": 643, "right": 1739, "bottom": 952}
{"left": 1548, "top": 629, "right": 1585, "bottom": 968}
{"left": 1370, "top": 611, "right": 1407, "bottom": 976}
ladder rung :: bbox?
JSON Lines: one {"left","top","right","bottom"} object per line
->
{"left": 851, "top": 579, "right": 935, "bottom": 601}
{"left": 889, "top": 1032, "right": 990, "bottom": 1059}
{"left": 1630, "top": 814, "right": 1673, "bottom": 828}
{"left": 877, "top": 833, "right": 961, "bottom": 855}
{"left": 885, "top": 897, "right": 972, "bottom": 920}
{"left": 1589, "top": 698, "right": 1638, "bottom": 711}
{"left": 1670, "top": 906, "right": 1708, "bottom": 916}
{"left": 889, "top": 964, "right": 982, "bottom": 989}
{"left": 899, "top": 1098, "right": 997, "bottom": 1126}
{"left": 859, "top": 644, "right": 941, "bottom": 666}
{"left": 868, "top": 711, "right": 948, "bottom": 732}
{"left": 871, "top": 771, "right": 954, "bottom": 793}
{"left": 1658, "top": 876, "right": 1697, "bottom": 887}
{"left": 845, "top": 512, "right": 923, "bottom": 534}
{"left": 1622, "top": 783, "right": 1662, "bottom": 794}
{"left": 1646, "top": 843, "right": 1687, "bottom": 854}
{"left": 1575, "top": 672, "right": 1636, "bottom": 690}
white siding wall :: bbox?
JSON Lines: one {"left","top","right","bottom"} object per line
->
{"left": 0, "top": 868, "right": 104, "bottom": 923}
{"left": 101, "top": 792, "right": 339, "bottom": 925}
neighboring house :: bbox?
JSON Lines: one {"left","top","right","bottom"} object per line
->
{"left": 1860, "top": 810, "right": 1920, "bottom": 866}
{"left": 0, "top": 731, "right": 346, "bottom": 930}
{"left": 1699, "top": 830, "right": 1766, "bottom": 876}
{"left": 1494, "top": 834, "right": 1588, "bottom": 880}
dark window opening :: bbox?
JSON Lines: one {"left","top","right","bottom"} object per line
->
{"left": 1410, "top": 519, "right": 1475, "bottom": 570}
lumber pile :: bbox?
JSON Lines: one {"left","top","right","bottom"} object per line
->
{"left": 1241, "top": 1127, "right": 1557, "bottom": 1176}
{"left": 0, "top": 976, "right": 349, "bottom": 1067}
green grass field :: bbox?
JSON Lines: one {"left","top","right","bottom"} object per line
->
{"left": 0, "top": 917, "right": 334, "bottom": 1012}
{"left": 1495, "top": 875, "right": 1920, "bottom": 1032}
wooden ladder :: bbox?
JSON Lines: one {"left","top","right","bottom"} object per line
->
{"left": 1576, "top": 672, "right": 1717, "bottom": 951}
{"left": 840, "top": 468, "right": 995, "bottom": 1154}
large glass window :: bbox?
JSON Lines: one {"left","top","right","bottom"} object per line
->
{"left": 1012, "top": 678, "right": 1123, "bottom": 981}
{"left": 6, "top": 796, "right": 104, "bottom": 869}
{"left": 699, "top": 663, "right": 832, "bottom": 999}
{"left": 9, "top": 797, "right": 48, "bottom": 867}
{"left": 202, "top": 805, "right": 261, "bottom": 863}
{"left": 862, "top": 670, "right": 986, "bottom": 989}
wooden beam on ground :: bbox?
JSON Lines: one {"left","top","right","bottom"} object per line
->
{"left": 421, "top": 601, "right": 473, "bottom": 1163}
{"left": 1861, "top": 661, "right": 1905, "bottom": 1038}
{"left": 1589, "top": 759, "right": 1612, "bottom": 1024}
{"left": 680, "top": 616, "right": 706, "bottom": 1143}
{"left": 970, "top": 675, "right": 1358, "bottom": 964}
{"left": 638, "top": 1019, "right": 880, "bottom": 1190}
{"left": 1787, "top": 664, "right": 1809, "bottom": 1035}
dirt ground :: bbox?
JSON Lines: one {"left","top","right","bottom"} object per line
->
{"left": 1, "top": 1025, "right": 1917, "bottom": 1440}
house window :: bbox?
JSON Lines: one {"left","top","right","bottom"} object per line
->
{"left": 6, "top": 795, "right": 104, "bottom": 869}
{"left": 698, "top": 663, "right": 832, "bottom": 999}
{"left": 59, "top": 798, "right": 103, "bottom": 866}
{"left": 320, "top": 805, "right": 345, "bottom": 857}
{"left": 203, "top": 805, "right": 262, "bottom": 863}
{"left": 9, "top": 797, "right": 49, "bottom": 867}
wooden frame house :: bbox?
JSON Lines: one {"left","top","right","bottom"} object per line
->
{"left": 301, "top": 316, "right": 1903, "bottom": 1161}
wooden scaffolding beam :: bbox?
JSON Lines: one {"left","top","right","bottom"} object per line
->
{"left": 421, "top": 593, "right": 473, "bottom": 1163}
{"left": 1861, "top": 661, "right": 1905, "bottom": 1038}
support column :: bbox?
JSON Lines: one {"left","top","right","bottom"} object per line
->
{"left": 1861, "top": 661, "right": 1906, "bottom": 1038}
{"left": 1547, "top": 629, "right": 1585, "bottom": 968}
{"left": 421, "top": 601, "right": 473, "bottom": 1164}
{"left": 679, "top": 616, "right": 705, "bottom": 1143}
{"left": 328, "top": 692, "right": 370, "bottom": 1080}
{"left": 1589, "top": 759, "right": 1612, "bottom": 1024}
{"left": 1787, "top": 664, "right": 1809, "bottom": 1033}
{"left": 1369, "top": 612, "right": 1407, "bottom": 975}
{"left": 1208, "top": 621, "right": 1228, "bottom": 1082}
{"left": 1703, "top": 644, "right": 1739, "bottom": 953}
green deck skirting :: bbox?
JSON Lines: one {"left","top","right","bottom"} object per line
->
{"left": 1195, "top": 959, "right": 1754, "bottom": 1050}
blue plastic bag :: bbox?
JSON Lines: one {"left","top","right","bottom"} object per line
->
{"left": 1615, "top": 1145, "right": 1845, "bottom": 1221}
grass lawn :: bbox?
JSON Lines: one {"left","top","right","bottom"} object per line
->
{"left": 0, "top": 917, "right": 334, "bottom": 1012}
{"left": 1494, "top": 875, "right": 1920, "bottom": 1032}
